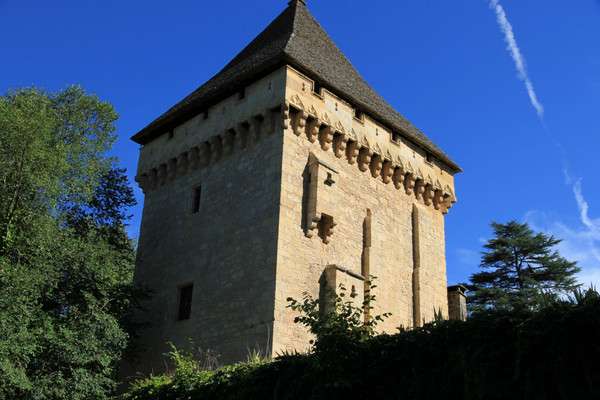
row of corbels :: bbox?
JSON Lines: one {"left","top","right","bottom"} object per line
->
{"left": 289, "top": 104, "right": 456, "bottom": 214}
{"left": 135, "top": 103, "right": 290, "bottom": 193}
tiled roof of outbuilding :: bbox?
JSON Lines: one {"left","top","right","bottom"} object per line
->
{"left": 132, "top": 0, "right": 460, "bottom": 173}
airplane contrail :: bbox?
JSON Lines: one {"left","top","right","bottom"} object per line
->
{"left": 490, "top": 0, "right": 544, "bottom": 119}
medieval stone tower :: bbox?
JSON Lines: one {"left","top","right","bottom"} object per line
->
{"left": 125, "top": 0, "right": 461, "bottom": 377}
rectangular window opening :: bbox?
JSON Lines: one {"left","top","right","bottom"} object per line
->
{"left": 391, "top": 131, "right": 402, "bottom": 144}
{"left": 354, "top": 109, "right": 363, "bottom": 121}
{"left": 313, "top": 82, "right": 323, "bottom": 95}
{"left": 192, "top": 185, "right": 202, "bottom": 213}
{"left": 178, "top": 284, "right": 193, "bottom": 321}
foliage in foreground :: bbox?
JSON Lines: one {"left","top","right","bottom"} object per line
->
{"left": 0, "top": 86, "right": 143, "bottom": 399}
{"left": 467, "top": 220, "right": 580, "bottom": 314}
{"left": 287, "top": 279, "right": 390, "bottom": 355}
{"left": 120, "top": 286, "right": 600, "bottom": 400}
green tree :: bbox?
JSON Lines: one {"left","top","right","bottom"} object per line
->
{"left": 0, "top": 86, "right": 143, "bottom": 399}
{"left": 467, "top": 220, "right": 580, "bottom": 314}
{"left": 287, "top": 278, "right": 390, "bottom": 368}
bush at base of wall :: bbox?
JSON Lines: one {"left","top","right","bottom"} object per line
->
{"left": 119, "top": 295, "right": 600, "bottom": 400}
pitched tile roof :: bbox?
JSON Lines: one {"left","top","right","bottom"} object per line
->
{"left": 132, "top": 0, "right": 461, "bottom": 173}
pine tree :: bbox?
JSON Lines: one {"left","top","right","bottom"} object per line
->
{"left": 467, "top": 220, "right": 580, "bottom": 314}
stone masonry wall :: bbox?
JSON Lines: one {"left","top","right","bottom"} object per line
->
{"left": 124, "top": 65, "right": 457, "bottom": 377}
{"left": 272, "top": 67, "right": 455, "bottom": 353}
{"left": 122, "top": 70, "right": 287, "bottom": 379}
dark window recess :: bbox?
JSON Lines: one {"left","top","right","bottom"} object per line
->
{"left": 313, "top": 82, "right": 323, "bottom": 95}
{"left": 238, "top": 88, "right": 246, "bottom": 100}
{"left": 178, "top": 285, "right": 193, "bottom": 321}
{"left": 192, "top": 186, "right": 202, "bottom": 213}
{"left": 391, "top": 131, "right": 402, "bottom": 144}
{"left": 167, "top": 130, "right": 174, "bottom": 140}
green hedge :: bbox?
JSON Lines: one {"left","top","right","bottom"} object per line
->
{"left": 119, "top": 297, "right": 600, "bottom": 400}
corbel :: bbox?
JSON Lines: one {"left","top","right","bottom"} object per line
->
{"left": 135, "top": 174, "right": 149, "bottom": 194}
{"left": 433, "top": 189, "right": 444, "bottom": 210}
{"left": 333, "top": 133, "right": 347, "bottom": 158}
{"left": 157, "top": 164, "right": 167, "bottom": 186}
{"left": 221, "top": 129, "right": 235, "bottom": 155}
{"left": 281, "top": 102, "right": 290, "bottom": 131}
{"left": 370, "top": 154, "right": 383, "bottom": 178}
{"left": 431, "top": 179, "right": 443, "bottom": 209}
{"left": 382, "top": 161, "right": 394, "bottom": 184}
{"left": 167, "top": 158, "right": 177, "bottom": 181}
{"left": 306, "top": 118, "right": 320, "bottom": 143}
{"left": 209, "top": 136, "right": 222, "bottom": 161}
{"left": 147, "top": 169, "right": 157, "bottom": 190}
{"left": 188, "top": 146, "right": 200, "bottom": 170}
{"left": 177, "top": 152, "right": 188, "bottom": 175}
{"left": 404, "top": 172, "right": 416, "bottom": 195}
{"left": 414, "top": 179, "right": 426, "bottom": 200}
{"left": 442, "top": 195, "right": 457, "bottom": 215}
{"left": 263, "top": 109, "right": 274, "bottom": 135}
{"left": 306, "top": 213, "right": 320, "bottom": 238}
{"left": 393, "top": 167, "right": 405, "bottom": 189}
{"left": 265, "top": 103, "right": 289, "bottom": 135}
{"left": 346, "top": 140, "right": 359, "bottom": 164}
{"left": 252, "top": 115, "right": 263, "bottom": 142}
{"left": 292, "top": 109, "right": 308, "bottom": 136}
{"left": 358, "top": 147, "right": 372, "bottom": 172}
{"left": 423, "top": 184, "right": 435, "bottom": 206}
{"left": 320, "top": 216, "right": 337, "bottom": 244}
{"left": 319, "top": 125, "right": 334, "bottom": 151}
{"left": 236, "top": 122, "right": 250, "bottom": 149}
{"left": 199, "top": 142, "right": 211, "bottom": 166}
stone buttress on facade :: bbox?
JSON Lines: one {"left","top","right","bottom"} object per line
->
{"left": 122, "top": 0, "right": 462, "bottom": 379}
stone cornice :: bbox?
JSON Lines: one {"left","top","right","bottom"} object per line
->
{"left": 287, "top": 95, "right": 456, "bottom": 214}
{"left": 135, "top": 99, "right": 456, "bottom": 215}
{"left": 135, "top": 102, "right": 289, "bottom": 194}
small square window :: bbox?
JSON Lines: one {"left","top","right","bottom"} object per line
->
{"left": 178, "top": 284, "right": 193, "bottom": 321}
{"left": 192, "top": 186, "right": 202, "bottom": 213}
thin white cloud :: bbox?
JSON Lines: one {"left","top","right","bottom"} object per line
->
{"left": 524, "top": 176, "right": 600, "bottom": 286}
{"left": 490, "top": 0, "right": 544, "bottom": 118}
{"left": 573, "top": 179, "right": 600, "bottom": 239}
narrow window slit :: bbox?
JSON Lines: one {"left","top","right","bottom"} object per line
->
{"left": 178, "top": 284, "right": 193, "bottom": 321}
{"left": 192, "top": 185, "right": 202, "bottom": 213}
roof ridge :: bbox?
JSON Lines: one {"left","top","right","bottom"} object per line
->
{"left": 287, "top": 0, "right": 307, "bottom": 6}
{"left": 283, "top": 0, "right": 303, "bottom": 54}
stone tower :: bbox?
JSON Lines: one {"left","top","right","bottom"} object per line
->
{"left": 125, "top": 0, "right": 461, "bottom": 378}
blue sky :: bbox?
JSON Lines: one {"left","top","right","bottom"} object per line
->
{"left": 2, "top": 0, "right": 599, "bottom": 287}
